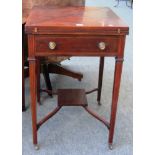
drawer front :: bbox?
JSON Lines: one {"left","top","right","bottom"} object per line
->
{"left": 35, "top": 36, "right": 119, "bottom": 56}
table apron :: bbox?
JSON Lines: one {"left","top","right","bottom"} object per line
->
{"left": 33, "top": 35, "right": 123, "bottom": 57}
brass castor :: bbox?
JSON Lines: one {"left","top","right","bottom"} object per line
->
{"left": 34, "top": 144, "right": 39, "bottom": 150}
{"left": 109, "top": 143, "right": 113, "bottom": 150}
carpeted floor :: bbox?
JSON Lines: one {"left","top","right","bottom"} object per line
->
{"left": 22, "top": 0, "right": 133, "bottom": 154}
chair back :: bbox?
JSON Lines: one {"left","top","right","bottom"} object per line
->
{"left": 23, "top": 0, "right": 85, "bottom": 22}
{"left": 31, "top": 0, "right": 85, "bottom": 7}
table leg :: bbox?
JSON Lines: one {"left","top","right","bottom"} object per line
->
{"left": 108, "top": 57, "right": 123, "bottom": 149}
{"left": 97, "top": 57, "right": 104, "bottom": 105}
{"left": 29, "top": 59, "right": 39, "bottom": 149}
{"left": 36, "top": 59, "right": 41, "bottom": 105}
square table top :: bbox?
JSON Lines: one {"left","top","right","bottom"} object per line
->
{"left": 25, "top": 6, "right": 129, "bottom": 35}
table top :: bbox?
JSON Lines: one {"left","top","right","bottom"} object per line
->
{"left": 25, "top": 6, "right": 129, "bottom": 35}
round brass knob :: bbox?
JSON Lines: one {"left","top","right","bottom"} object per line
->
{"left": 98, "top": 42, "right": 106, "bottom": 50}
{"left": 49, "top": 42, "right": 56, "bottom": 50}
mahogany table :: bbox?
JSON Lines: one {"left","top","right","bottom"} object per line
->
{"left": 25, "top": 6, "right": 129, "bottom": 150}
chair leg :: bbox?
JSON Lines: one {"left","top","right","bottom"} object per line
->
{"left": 131, "top": 0, "right": 133, "bottom": 8}
{"left": 48, "top": 63, "right": 83, "bottom": 81}
{"left": 114, "top": 0, "right": 120, "bottom": 7}
{"left": 22, "top": 53, "right": 26, "bottom": 112}
{"left": 97, "top": 57, "right": 104, "bottom": 105}
{"left": 42, "top": 64, "right": 53, "bottom": 96}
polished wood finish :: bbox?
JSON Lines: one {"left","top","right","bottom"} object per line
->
{"left": 25, "top": 6, "right": 128, "bottom": 35}
{"left": 22, "top": 23, "right": 55, "bottom": 109}
{"left": 37, "top": 88, "right": 110, "bottom": 132}
{"left": 28, "top": 35, "right": 38, "bottom": 145}
{"left": 109, "top": 58, "right": 123, "bottom": 145}
{"left": 58, "top": 89, "right": 88, "bottom": 106}
{"left": 35, "top": 35, "right": 119, "bottom": 56}
{"left": 47, "top": 63, "right": 83, "bottom": 81}
{"left": 23, "top": 1, "right": 85, "bottom": 98}
{"left": 25, "top": 6, "right": 129, "bottom": 149}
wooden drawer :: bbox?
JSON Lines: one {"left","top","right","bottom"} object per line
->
{"left": 35, "top": 36, "right": 119, "bottom": 56}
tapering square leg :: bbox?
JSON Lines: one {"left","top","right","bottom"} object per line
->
{"left": 29, "top": 59, "right": 38, "bottom": 148}
{"left": 108, "top": 58, "right": 123, "bottom": 149}
{"left": 28, "top": 35, "right": 38, "bottom": 149}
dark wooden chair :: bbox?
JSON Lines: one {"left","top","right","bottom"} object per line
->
{"left": 22, "top": 0, "right": 85, "bottom": 111}
{"left": 114, "top": 0, "right": 133, "bottom": 8}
